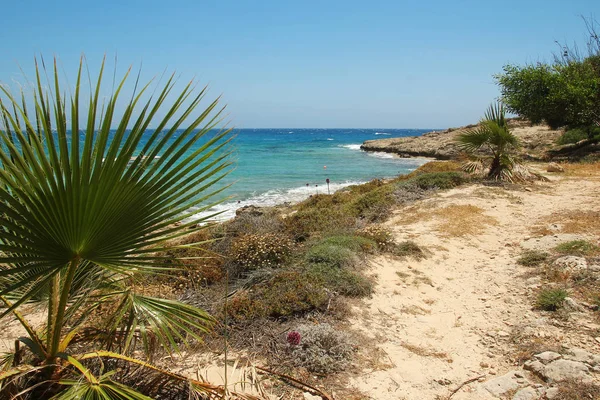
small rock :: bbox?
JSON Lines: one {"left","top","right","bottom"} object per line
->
{"left": 545, "top": 387, "right": 559, "bottom": 399}
{"left": 564, "top": 297, "right": 586, "bottom": 312}
{"left": 481, "top": 371, "right": 526, "bottom": 397}
{"left": 534, "top": 351, "right": 562, "bottom": 363}
{"left": 524, "top": 359, "right": 546, "bottom": 377}
{"left": 435, "top": 378, "right": 452, "bottom": 386}
{"left": 563, "top": 347, "right": 600, "bottom": 366}
{"left": 542, "top": 359, "right": 590, "bottom": 382}
{"left": 553, "top": 256, "right": 588, "bottom": 272}
{"left": 546, "top": 162, "right": 565, "bottom": 173}
{"left": 235, "top": 205, "right": 265, "bottom": 216}
{"left": 512, "top": 386, "right": 541, "bottom": 400}
{"left": 589, "top": 264, "right": 600, "bottom": 273}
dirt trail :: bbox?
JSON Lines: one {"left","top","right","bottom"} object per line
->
{"left": 349, "top": 172, "right": 600, "bottom": 399}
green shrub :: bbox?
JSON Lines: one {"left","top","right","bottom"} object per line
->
{"left": 402, "top": 172, "right": 469, "bottom": 190}
{"left": 231, "top": 233, "right": 293, "bottom": 271}
{"left": 536, "top": 288, "right": 568, "bottom": 311}
{"left": 225, "top": 270, "right": 328, "bottom": 321}
{"left": 284, "top": 206, "right": 355, "bottom": 241}
{"left": 343, "top": 178, "right": 387, "bottom": 196}
{"left": 346, "top": 184, "right": 396, "bottom": 222}
{"left": 317, "top": 234, "right": 377, "bottom": 253}
{"left": 555, "top": 240, "right": 600, "bottom": 257}
{"left": 358, "top": 225, "right": 395, "bottom": 250}
{"left": 517, "top": 250, "right": 549, "bottom": 267}
{"left": 290, "top": 323, "right": 355, "bottom": 374}
{"left": 224, "top": 209, "right": 285, "bottom": 236}
{"left": 307, "top": 263, "right": 373, "bottom": 297}
{"left": 407, "top": 161, "right": 462, "bottom": 176}
{"left": 557, "top": 128, "right": 590, "bottom": 145}
{"left": 305, "top": 243, "right": 358, "bottom": 269}
{"left": 392, "top": 241, "right": 425, "bottom": 259}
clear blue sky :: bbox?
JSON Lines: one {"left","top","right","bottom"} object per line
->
{"left": 1, "top": 0, "right": 598, "bottom": 128}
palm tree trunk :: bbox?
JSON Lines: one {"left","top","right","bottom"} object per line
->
{"left": 488, "top": 154, "right": 502, "bottom": 179}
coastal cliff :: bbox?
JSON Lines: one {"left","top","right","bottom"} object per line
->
{"left": 361, "top": 119, "right": 564, "bottom": 160}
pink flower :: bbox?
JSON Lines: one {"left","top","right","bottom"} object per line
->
{"left": 287, "top": 331, "right": 301, "bottom": 346}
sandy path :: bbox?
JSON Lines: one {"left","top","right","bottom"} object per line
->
{"left": 349, "top": 174, "right": 600, "bottom": 399}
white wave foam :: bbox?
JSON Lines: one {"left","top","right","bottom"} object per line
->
{"left": 375, "top": 132, "right": 392, "bottom": 135}
{"left": 339, "top": 144, "right": 362, "bottom": 150}
{"left": 326, "top": 138, "right": 334, "bottom": 141}
{"left": 187, "top": 180, "right": 364, "bottom": 223}
{"left": 368, "top": 152, "right": 396, "bottom": 159}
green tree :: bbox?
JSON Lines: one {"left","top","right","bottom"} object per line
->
{"left": 0, "top": 58, "right": 261, "bottom": 399}
{"left": 456, "top": 102, "right": 527, "bottom": 181}
{"left": 495, "top": 18, "right": 600, "bottom": 132}
{"left": 495, "top": 60, "right": 600, "bottom": 130}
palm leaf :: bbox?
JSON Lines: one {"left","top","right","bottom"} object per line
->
{"left": 456, "top": 126, "right": 492, "bottom": 152}
{"left": 102, "top": 291, "right": 214, "bottom": 356}
{"left": 0, "top": 57, "right": 232, "bottom": 360}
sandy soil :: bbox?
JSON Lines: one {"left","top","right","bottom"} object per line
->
{"left": 349, "top": 168, "right": 600, "bottom": 399}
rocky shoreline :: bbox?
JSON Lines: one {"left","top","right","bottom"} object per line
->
{"left": 361, "top": 119, "right": 564, "bottom": 161}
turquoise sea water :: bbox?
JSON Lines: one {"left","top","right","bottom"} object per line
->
{"left": 188, "top": 128, "right": 434, "bottom": 220}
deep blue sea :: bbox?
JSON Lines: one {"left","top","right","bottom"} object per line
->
{"left": 189, "top": 128, "right": 434, "bottom": 221}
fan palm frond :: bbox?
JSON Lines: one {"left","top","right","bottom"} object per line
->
{"left": 0, "top": 57, "right": 262, "bottom": 399}
{"left": 456, "top": 101, "right": 533, "bottom": 181}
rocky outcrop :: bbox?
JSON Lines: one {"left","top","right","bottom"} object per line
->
{"left": 474, "top": 348, "right": 600, "bottom": 399}
{"left": 360, "top": 119, "right": 564, "bottom": 160}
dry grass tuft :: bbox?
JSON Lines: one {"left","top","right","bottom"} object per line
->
{"left": 532, "top": 210, "right": 600, "bottom": 236}
{"left": 399, "top": 305, "right": 431, "bottom": 315}
{"left": 552, "top": 379, "right": 600, "bottom": 399}
{"left": 400, "top": 204, "right": 498, "bottom": 237}
{"left": 396, "top": 269, "right": 434, "bottom": 287}
{"left": 564, "top": 161, "right": 600, "bottom": 178}
{"left": 508, "top": 327, "right": 561, "bottom": 364}
{"left": 400, "top": 342, "right": 453, "bottom": 363}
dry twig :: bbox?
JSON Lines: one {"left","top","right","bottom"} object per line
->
{"left": 447, "top": 374, "right": 486, "bottom": 399}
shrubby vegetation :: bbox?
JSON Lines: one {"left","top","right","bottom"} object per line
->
{"left": 536, "top": 288, "right": 568, "bottom": 311}
{"left": 289, "top": 324, "right": 355, "bottom": 374}
{"left": 230, "top": 233, "right": 293, "bottom": 271}
{"left": 495, "top": 18, "right": 600, "bottom": 138}
{"left": 517, "top": 250, "right": 549, "bottom": 267}
{"left": 555, "top": 240, "right": 600, "bottom": 257}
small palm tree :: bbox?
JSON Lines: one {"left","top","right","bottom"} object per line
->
{"left": 456, "top": 102, "right": 525, "bottom": 181}
{"left": 0, "top": 58, "right": 262, "bottom": 399}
